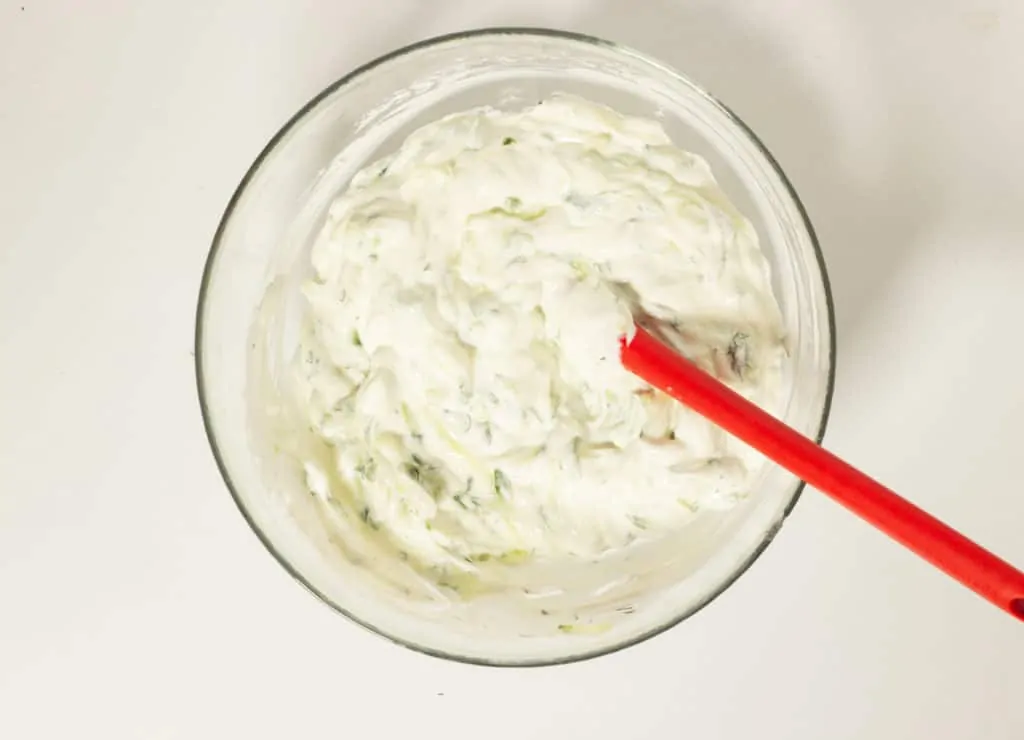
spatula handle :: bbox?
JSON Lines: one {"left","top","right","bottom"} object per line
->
{"left": 622, "top": 325, "right": 1024, "bottom": 621}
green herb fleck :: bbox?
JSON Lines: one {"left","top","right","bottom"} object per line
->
{"left": 402, "top": 462, "right": 421, "bottom": 483}
{"left": 502, "top": 136, "right": 516, "bottom": 146}
{"left": 629, "top": 514, "right": 648, "bottom": 530}
{"left": 360, "top": 506, "right": 379, "bottom": 530}
{"left": 352, "top": 330, "right": 362, "bottom": 347}
{"left": 481, "top": 203, "right": 546, "bottom": 221}
{"left": 452, "top": 478, "right": 474, "bottom": 509}
{"left": 726, "top": 332, "right": 749, "bottom": 377}
{"left": 557, "top": 621, "right": 611, "bottom": 635}
{"left": 570, "top": 259, "right": 591, "bottom": 279}
{"left": 497, "top": 549, "right": 531, "bottom": 565}
{"left": 493, "top": 469, "right": 512, "bottom": 498}
{"left": 355, "top": 458, "right": 377, "bottom": 482}
{"left": 402, "top": 455, "right": 446, "bottom": 499}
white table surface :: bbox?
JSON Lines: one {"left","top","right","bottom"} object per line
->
{"left": 2, "top": 1, "right": 1022, "bottom": 737}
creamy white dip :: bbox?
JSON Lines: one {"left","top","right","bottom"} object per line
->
{"left": 290, "top": 96, "right": 786, "bottom": 577}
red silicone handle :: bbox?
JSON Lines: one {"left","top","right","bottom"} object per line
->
{"left": 622, "top": 325, "right": 1024, "bottom": 622}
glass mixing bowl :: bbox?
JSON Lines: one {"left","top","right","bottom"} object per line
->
{"left": 195, "top": 28, "right": 835, "bottom": 666}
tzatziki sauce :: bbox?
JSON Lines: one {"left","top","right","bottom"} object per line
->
{"left": 290, "top": 96, "right": 787, "bottom": 580}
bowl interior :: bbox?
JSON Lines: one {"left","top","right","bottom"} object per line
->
{"left": 197, "top": 30, "right": 834, "bottom": 665}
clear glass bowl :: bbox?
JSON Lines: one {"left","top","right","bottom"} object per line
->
{"left": 195, "top": 28, "right": 835, "bottom": 666}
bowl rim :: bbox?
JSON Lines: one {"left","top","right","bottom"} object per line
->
{"left": 194, "top": 26, "right": 837, "bottom": 667}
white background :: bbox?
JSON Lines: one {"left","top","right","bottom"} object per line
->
{"left": 2, "top": 1, "right": 1023, "bottom": 737}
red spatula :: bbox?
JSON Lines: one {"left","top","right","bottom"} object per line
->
{"left": 622, "top": 324, "right": 1024, "bottom": 622}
